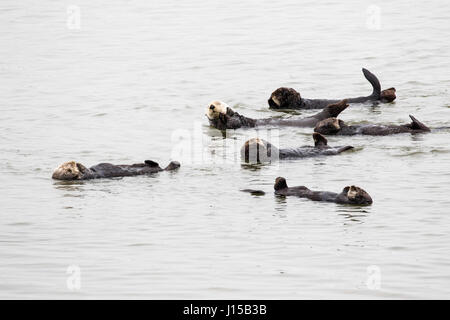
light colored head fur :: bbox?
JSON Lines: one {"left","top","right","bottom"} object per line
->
{"left": 346, "top": 186, "right": 359, "bottom": 199}
{"left": 52, "top": 161, "right": 86, "bottom": 180}
{"left": 320, "top": 118, "right": 341, "bottom": 130}
{"left": 206, "top": 100, "right": 229, "bottom": 120}
{"left": 241, "top": 138, "right": 278, "bottom": 163}
{"left": 270, "top": 95, "right": 281, "bottom": 107}
{"left": 314, "top": 117, "right": 343, "bottom": 135}
{"left": 343, "top": 185, "right": 373, "bottom": 204}
{"left": 268, "top": 87, "right": 302, "bottom": 109}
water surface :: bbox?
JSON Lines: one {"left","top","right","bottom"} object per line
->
{"left": 0, "top": 0, "right": 449, "bottom": 299}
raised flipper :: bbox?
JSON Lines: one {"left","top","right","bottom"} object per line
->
{"left": 319, "top": 99, "right": 349, "bottom": 119}
{"left": 362, "top": 68, "right": 381, "bottom": 98}
{"left": 144, "top": 160, "right": 160, "bottom": 167}
{"left": 313, "top": 132, "right": 328, "bottom": 147}
{"left": 409, "top": 115, "right": 431, "bottom": 132}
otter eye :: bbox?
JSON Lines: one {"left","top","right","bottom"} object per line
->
{"left": 209, "top": 105, "right": 215, "bottom": 110}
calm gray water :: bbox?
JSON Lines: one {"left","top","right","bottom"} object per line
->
{"left": 1, "top": 0, "right": 449, "bottom": 299}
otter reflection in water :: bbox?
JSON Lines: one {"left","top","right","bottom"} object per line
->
{"left": 240, "top": 133, "right": 354, "bottom": 163}
{"left": 52, "top": 160, "right": 180, "bottom": 181}
{"left": 274, "top": 177, "right": 373, "bottom": 205}
{"left": 268, "top": 68, "right": 396, "bottom": 110}
{"left": 206, "top": 100, "right": 349, "bottom": 130}
{"left": 314, "top": 115, "right": 431, "bottom": 136}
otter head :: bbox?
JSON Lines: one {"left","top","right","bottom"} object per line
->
{"left": 206, "top": 100, "right": 229, "bottom": 120}
{"left": 164, "top": 161, "right": 181, "bottom": 171}
{"left": 268, "top": 87, "right": 302, "bottom": 109}
{"left": 241, "top": 138, "right": 278, "bottom": 163}
{"left": 341, "top": 185, "right": 373, "bottom": 205}
{"left": 314, "top": 118, "right": 344, "bottom": 135}
{"left": 52, "top": 161, "right": 89, "bottom": 180}
{"left": 274, "top": 177, "right": 288, "bottom": 191}
{"left": 380, "top": 87, "right": 396, "bottom": 102}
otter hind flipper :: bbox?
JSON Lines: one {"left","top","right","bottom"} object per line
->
{"left": 409, "top": 115, "right": 431, "bottom": 131}
{"left": 144, "top": 160, "right": 160, "bottom": 167}
{"left": 323, "top": 99, "right": 349, "bottom": 118}
{"left": 313, "top": 132, "right": 328, "bottom": 147}
{"left": 362, "top": 68, "right": 381, "bottom": 98}
{"left": 337, "top": 146, "right": 354, "bottom": 153}
{"left": 240, "top": 189, "right": 266, "bottom": 196}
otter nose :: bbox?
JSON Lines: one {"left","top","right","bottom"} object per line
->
{"left": 209, "top": 105, "right": 215, "bottom": 110}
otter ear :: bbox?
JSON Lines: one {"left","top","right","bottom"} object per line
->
{"left": 144, "top": 160, "right": 159, "bottom": 167}
{"left": 313, "top": 133, "right": 328, "bottom": 147}
{"left": 342, "top": 186, "right": 350, "bottom": 193}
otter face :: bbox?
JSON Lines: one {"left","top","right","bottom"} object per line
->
{"left": 164, "top": 161, "right": 180, "bottom": 171}
{"left": 274, "top": 177, "right": 288, "bottom": 191}
{"left": 380, "top": 87, "right": 396, "bottom": 102}
{"left": 206, "top": 100, "right": 229, "bottom": 120}
{"left": 342, "top": 186, "right": 373, "bottom": 205}
{"left": 241, "top": 138, "right": 277, "bottom": 163}
{"left": 52, "top": 161, "right": 87, "bottom": 180}
{"left": 268, "top": 87, "right": 301, "bottom": 109}
{"left": 314, "top": 118, "right": 343, "bottom": 135}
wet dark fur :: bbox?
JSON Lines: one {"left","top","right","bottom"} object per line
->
{"left": 241, "top": 133, "right": 353, "bottom": 163}
{"left": 314, "top": 115, "right": 431, "bottom": 136}
{"left": 268, "top": 68, "right": 396, "bottom": 110}
{"left": 274, "top": 177, "right": 373, "bottom": 205}
{"left": 209, "top": 100, "right": 349, "bottom": 130}
{"left": 52, "top": 160, "right": 180, "bottom": 180}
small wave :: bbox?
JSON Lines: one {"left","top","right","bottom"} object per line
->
{"left": 393, "top": 149, "right": 450, "bottom": 157}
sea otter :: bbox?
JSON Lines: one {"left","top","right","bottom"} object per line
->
{"left": 240, "top": 133, "right": 353, "bottom": 163}
{"left": 268, "top": 68, "right": 396, "bottom": 110}
{"left": 52, "top": 160, "right": 180, "bottom": 181}
{"left": 314, "top": 115, "right": 431, "bottom": 136}
{"left": 274, "top": 177, "right": 373, "bottom": 205}
{"left": 206, "top": 99, "right": 349, "bottom": 130}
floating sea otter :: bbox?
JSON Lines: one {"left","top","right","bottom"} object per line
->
{"left": 268, "top": 68, "right": 396, "bottom": 110}
{"left": 274, "top": 177, "right": 373, "bottom": 205}
{"left": 52, "top": 160, "right": 180, "bottom": 181}
{"left": 240, "top": 133, "right": 353, "bottom": 163}
{"left": 206, "top": 99, "right": 349, "bottom": 130}
{"left": 314, "top": 115, "right": 431, "bottom": 136}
